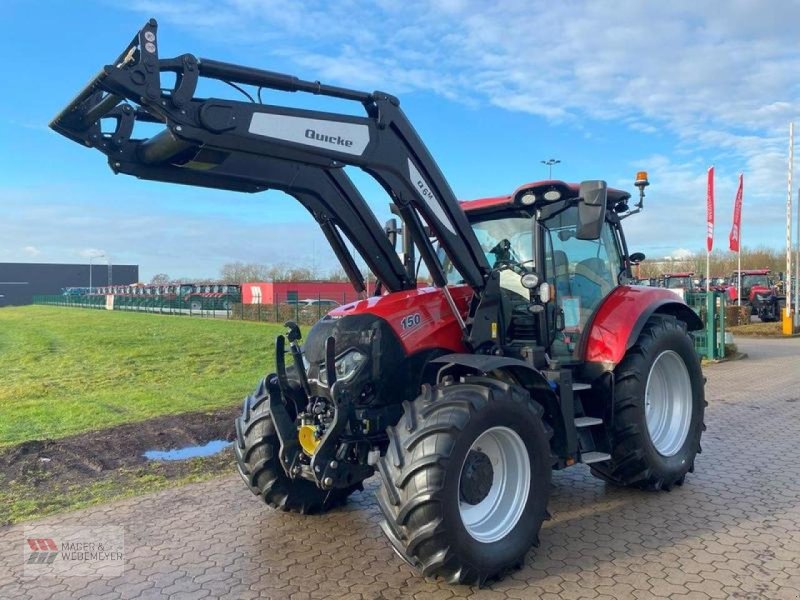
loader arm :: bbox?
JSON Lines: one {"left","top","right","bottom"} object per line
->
{"left": 50, "top": 18, "right": 491, "bottom": 298}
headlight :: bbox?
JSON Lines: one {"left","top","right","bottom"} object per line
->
{"left": 521, "top": 272, "right": 540, "bottom": 289}
{"left": 319, "top": 349, "right": 367, "bottom": 385}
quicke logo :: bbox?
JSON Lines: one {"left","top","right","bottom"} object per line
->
{"left": 305, "top": 128, "right": 354, "bottom": 148}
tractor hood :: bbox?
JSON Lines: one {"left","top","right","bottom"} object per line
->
{"left": 327, "top": 286, "right": 472, "bottom": 355}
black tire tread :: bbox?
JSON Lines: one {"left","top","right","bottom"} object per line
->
{"left": 591, "top": 315, "right": 706, "bottom": 490}
{"left": 377, "top": 377, "right": 554, "bottom": 586}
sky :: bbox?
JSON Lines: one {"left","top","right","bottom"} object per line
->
{"left": 2, "top": 0, "right": 799, "bottom": 281}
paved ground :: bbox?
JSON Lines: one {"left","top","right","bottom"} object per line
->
{"left": 1, "top": 337, "right": 798, "bottom": 600}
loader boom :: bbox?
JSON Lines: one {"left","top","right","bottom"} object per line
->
{"left": 50, "top": 19, "right": 491, "bottom": 298}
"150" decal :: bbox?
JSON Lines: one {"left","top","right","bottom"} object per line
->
{"left": 400, "top": 313, "right": 422, "bottom": 330}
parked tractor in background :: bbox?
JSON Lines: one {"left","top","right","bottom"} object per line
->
{"left": 177, "top": 283, "right": 239, "bottom": 311}
{"left": 663, "top": 272, "right": 696, "bottom": 293}
{"left": 727, "top": 269, "right": 782, "bottom": 322}
{"left": 52, "top": 20, "right": 707, "bottom": 585}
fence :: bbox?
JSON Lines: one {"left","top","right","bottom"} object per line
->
{"left": 33, "top": 295, "right": 235, "bottom": 318}
{"left": 32, "top": 291, "right": 354, "bottom": 324}
{"left": 35, "top": 291, "right": 732, "bottom": 358}
{"left": 232, "top": 292, "right": 354, "bottom": 326}
{"left": 685, "top": 291, "right": 727, "bottom": 360}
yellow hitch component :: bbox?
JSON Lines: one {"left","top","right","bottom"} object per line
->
{"left": 298, "top": 424, "right": 321, "bottom": 455}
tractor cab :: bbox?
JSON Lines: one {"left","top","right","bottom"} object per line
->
{"left": 448, "top": 179, "right": 638, "bottom": 359}
{"left": 664, "top": 272, "right": 695, "bottom": 290}
{"left": 730, "top": 269, "right": 773, "bottom": 301}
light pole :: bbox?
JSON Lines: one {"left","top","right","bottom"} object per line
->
{"left": 88, "top": 253, "right": 105, "bottom": 294}
{"left": 541, "top": 158, "right": 561, "bottom": 179}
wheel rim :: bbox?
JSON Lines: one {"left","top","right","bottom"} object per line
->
{"left": 644, "top": 350, "right": 693, "bottom": 457}
{"left": 458, "top": 426, "right": 530, "bottom": 543}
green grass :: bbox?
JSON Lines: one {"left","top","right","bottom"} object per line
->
{"left": 728, "top": 321, "right": 784, "bottom": 337}
{"left": 0, "top": 306, "right": 283, "bottom": 446}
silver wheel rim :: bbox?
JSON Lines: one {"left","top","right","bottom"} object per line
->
{"left": 458, "top": 426, "right": 530, "bottom": 543}
{"left": 644, "top": 350, "right": 693, "bottom": 457}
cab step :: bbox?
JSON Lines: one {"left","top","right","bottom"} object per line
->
{"left": 575, "top": 416, "right": 603, "bottom": 428}
{"left": 580, "top": 451, "right": 611, "bottom": 464}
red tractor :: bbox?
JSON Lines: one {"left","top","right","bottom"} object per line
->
{"left": 52, "top": 20, "right": 706, "bottom": 585}
{"left": 727, "top": 269, "right": 781, "bottom": 322}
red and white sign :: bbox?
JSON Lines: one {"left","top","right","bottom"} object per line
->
{"left": 729, "top": 173, "right": 743, "bottom": 252}
{"left": 706, "top": 166, "right": 714, "bottom": 253}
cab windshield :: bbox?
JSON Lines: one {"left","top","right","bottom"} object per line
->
{"left": 665, "top": 276, "right": 693, "bottom": 289}
{"left": 742, "top": 274, "right": 769, "bottom": 288}
{"left": 444, "top": 215, "right": 533, "bottom": 297}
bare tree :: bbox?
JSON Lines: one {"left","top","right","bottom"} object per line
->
{"left": 150, "top": 273, "right": 171, "bottom": 285}
{"left": 220, "top": 262, "right": 272, "bottom": 283}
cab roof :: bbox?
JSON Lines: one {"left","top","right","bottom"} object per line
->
{"left": 459, "top": 180, "right": 632, "bottom": 213}
{"left": 733, "top": 269, "right": 771, "bottom": 275}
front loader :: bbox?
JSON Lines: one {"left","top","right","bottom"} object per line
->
{"left": 51, "top": 20, "right": 706, "bottom": 586}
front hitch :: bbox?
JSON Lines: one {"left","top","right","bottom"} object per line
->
{"left": 271, "top": 332, "right": 373, "bottom": 490}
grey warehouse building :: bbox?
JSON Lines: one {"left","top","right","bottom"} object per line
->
{"left": 0, "top": 262, "right": 139, "bottom": 306}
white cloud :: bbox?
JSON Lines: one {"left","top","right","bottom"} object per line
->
{"left": 670, "top": 248, "right": 694, "bottom": 260}
{"left": 127, "top": 1, "right": 799, "bottom": 201}
{"left": 22, "top": 245, "right": 41, "bottom": 257}
{"left": 58, "top": 1, "right": 798, "bottom": 269}
{"left": 78, "top": 248, "right": 106, "bottom": 259}
{"left": 1, "top": 187, "right": 341, "bottom": 281}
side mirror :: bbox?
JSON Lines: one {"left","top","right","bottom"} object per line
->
{"left": 576, "top": 180, "right": 607, "bottom": 240}
{"left": 384, "top": 218, "right": 399, "bottom": 250}
{"left": 629, "top": 252, "right": 646, "bottom": 264}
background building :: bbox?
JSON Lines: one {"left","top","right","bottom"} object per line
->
{"left": 0, "top": 262, "right": 139, "bottom": 306}
{"left": 241, "top": 281, "right": 359, "bottom": 305}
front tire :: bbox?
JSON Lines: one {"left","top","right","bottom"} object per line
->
{"left": 376, "top": 377, "right": 553, "bottom": 585}
{"left": 234, "top": 377, "right": 359, "bottom": 514}
{"left": 591, "top": 315, "right": 706, "bottom": 490}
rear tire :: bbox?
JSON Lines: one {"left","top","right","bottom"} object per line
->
{"left": 591, "top": 315, "right": 706, "bottom": 490}
{"left": 234, "top": 377, "right": 359, "bottom": 514}
{"left": 376, "top": 377, "right": 553, "bottom": 585}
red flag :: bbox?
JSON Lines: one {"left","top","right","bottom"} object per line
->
{"left": 729, "top": 173, "right": 743, "bottom": 252}
{"left": 706, "top": 166, "right": 714, "bottom": 253}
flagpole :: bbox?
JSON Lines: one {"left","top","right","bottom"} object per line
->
{"left": 795, "top": 187, "right": 799, "bottom": 327}
{"left": 706, "top": 166, "right": 714, "bottom": 293}
{"left": 738, "top": 173, "right": 743, "bottom": 307}
{"left": 786, "top": 122, "right": 794, "bottom": 320}
{"left": 737, "top": 247, "right": 741, "bottom": 306}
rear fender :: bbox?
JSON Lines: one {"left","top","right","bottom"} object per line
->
{"left": 582, "top": 286, "right": 703, "bottom": 370}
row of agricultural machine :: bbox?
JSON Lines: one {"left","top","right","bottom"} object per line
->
{"left": 636, "top": 269, "right": 784, "bottom": 322}
{"left": 82, "top": 283, "right": 241, "bottom": 311}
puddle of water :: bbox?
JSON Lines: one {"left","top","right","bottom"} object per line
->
{"left": 143, "top": 439, "right": 231, "bottom": 461}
